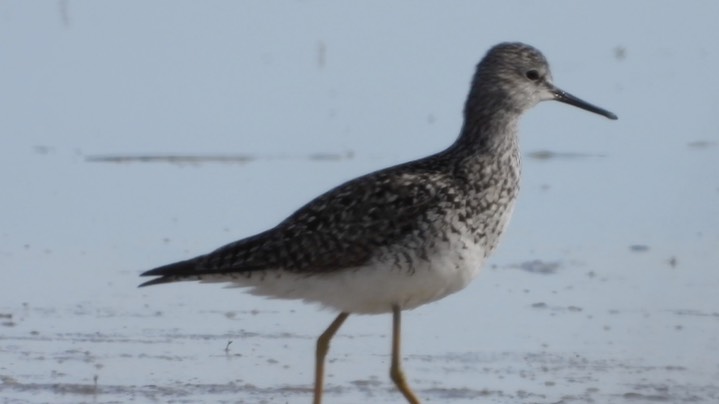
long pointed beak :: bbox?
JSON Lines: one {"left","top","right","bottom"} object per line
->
{"left": 551, "top": 85, "right": 618, "bottom": 120}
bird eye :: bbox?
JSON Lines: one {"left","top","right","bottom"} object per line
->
{"left": 525, "top": 70, "right": 540, "bottom": 81}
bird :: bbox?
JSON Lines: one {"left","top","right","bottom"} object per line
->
{"left": 139, "top": 42, "right": 617, "bottom": 403}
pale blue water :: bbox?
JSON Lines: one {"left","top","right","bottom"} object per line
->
{"left": 2, "top": 2, "right": 718, "bottom": 403}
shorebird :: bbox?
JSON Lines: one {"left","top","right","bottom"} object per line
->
{"left": 140, "top": 42, "right": 617, "bottom": 403}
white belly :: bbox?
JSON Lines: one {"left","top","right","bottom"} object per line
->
{"left": 218, "top": 229, "right": 487, "bottom": 314}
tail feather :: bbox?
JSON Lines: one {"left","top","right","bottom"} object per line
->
{"left": 139, "top": 258, "right": 201, "bottom": 287}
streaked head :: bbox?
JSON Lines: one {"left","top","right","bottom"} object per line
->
{"left": 474, "top": 42, "right": 617, "bottom": 120}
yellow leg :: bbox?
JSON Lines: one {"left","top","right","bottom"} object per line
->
{"left": 390, "top": 305, "right": 421, "bottom": 403}
{"left": 314, "top": 312, "right": 349, "bottom": 404}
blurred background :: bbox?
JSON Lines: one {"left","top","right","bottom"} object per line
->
{"left": 1, "top": 1, "right": 718, "bottom": 403}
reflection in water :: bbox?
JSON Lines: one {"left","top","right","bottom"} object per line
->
{"left": 84, "top": 151, "right": 355, "bottom": 165}
{"left": 526, "top": 150, "right": 606, "bottom": 160}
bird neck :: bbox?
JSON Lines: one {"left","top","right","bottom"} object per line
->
{"left": 449, "top": 100, "right": 521, "bottom": 158}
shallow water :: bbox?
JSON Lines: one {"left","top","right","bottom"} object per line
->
{"left": 2, "top": 2, "right": 719, "bottom": 403}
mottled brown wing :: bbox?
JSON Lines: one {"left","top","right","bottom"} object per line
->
{"left": 140, "top": 167, "right": 452, "bottom": 286}
{"left": 200, "top": 169, "right": 451, "bottom": 273}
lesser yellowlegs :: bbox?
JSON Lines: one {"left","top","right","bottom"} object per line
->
{"left": 140, "top": 42, "right": 617, "bottom": 403}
